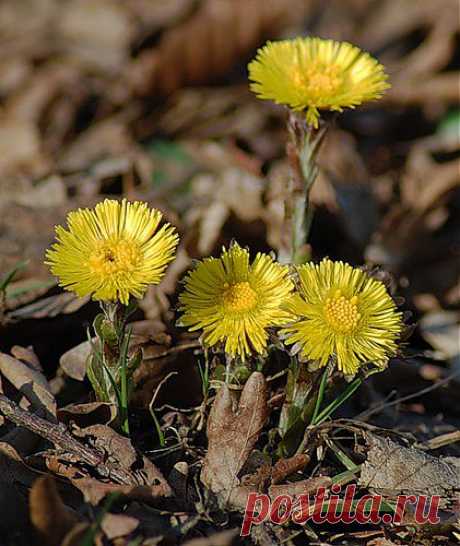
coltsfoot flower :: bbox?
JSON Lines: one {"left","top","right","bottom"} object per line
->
{"left": 178, "top": 243, "right": 294, "bottom": 360}
{"left": 248, "top": 37, "right": 389, "bottom": 128}
{"left": 46, "top": 199, "right": 178, "bottom": 305}
{"left": 282, "top": 259, "right": 402, "bottom": 375}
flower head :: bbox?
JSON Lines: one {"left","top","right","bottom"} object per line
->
{"left": 179, "top": 243, "right": 294, "bottom": 360}
{"left": 282, "top": 259, "right": 402, "bottom": 375}
{"left": 248, "top": 37, "right": 389, "bottom": 128}
{"left": 46, "top": 199, "right": 178, "bottom": 304}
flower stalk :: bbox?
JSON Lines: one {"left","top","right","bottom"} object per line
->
{"left": 279, "top": 111, "right": 327, "bottom": 264}
{"left": 87, "top": 301, "right": 138, "bottom": 435}
{"left": 277, "top": 357, "right": 318, "bottom": 456}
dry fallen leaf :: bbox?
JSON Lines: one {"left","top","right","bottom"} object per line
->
{"left": 61, "top": 523, "right": 91, "bottom": 546}
{"left": 0, "top": 351, "right": 56, "bottom": 420}
{"left": 186, "top": 167, "right": 265, "bottom": 254}
{"left": 360, "top": 433, "right": 460, "bottom": 497}
{"left": 59, "top": 339, "right": 92, "bottom": 381}
{"left": 70, "top": 424, "right": 172, "bottom": 504}
{"left": 0, "top": 441, "right": 43, "bottom": 541}
{"left": 100, "top": 512, "right": 139, "bottom": 540}
{"left": 56, "top": 0, "right": 133, "bottom": 73}
{"left": 130, "top": 0, "right": 308, "bottom": 96}
{"left": 0, "top": 118, "right": 46, "bottom": 178}
{"left": 201, "top": 371, "right": 268, "bottom": 509}
{"left": 419, "top": 310, "right": 460, "bottom": 371}
{"left": 7, "top": 292, "right": 90, "bottom": 320}
{"left": 57, "top": 401, "right": 117, "bottom": 428}
{"left": 29, "top": 474, "right": 79, "bottom": 546}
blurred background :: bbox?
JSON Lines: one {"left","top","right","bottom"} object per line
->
{"left": 0, "top": 0, "right": 459, "bottom": 428}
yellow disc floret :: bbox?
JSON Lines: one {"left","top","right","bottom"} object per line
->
{"left": 223, "top": 281, "right": 258, "bottom": 313}
{"left": 282, "top": 259, "right": 402, "bottom": 375}
{"left": 324, "top": 291, "right": 360, "bottom": 333}
{"left": 88, "top": 239, "right": 142, "bottom": 277}
{"left": 179, "top": 243, "right": 294, "bottom": 360}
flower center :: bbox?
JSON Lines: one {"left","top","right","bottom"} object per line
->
{"left": 223, "top": 281, "right": 257, "bottom": 313}
{"left": 293, "top": 63, "right": 343, "bottom": 99}
{"left": 324, "top": 290, "right": 361, "bottom": 333}
{"left": 88, "top": 239, "right": 141, "bottom": 277}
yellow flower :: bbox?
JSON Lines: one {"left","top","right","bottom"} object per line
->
{"left": 178, "top": 243, "right": 294, "bottom": 360}
{"left": 282, "top": 259, "right": 402, "bottom": 375}
{"left": 248, "top": 37, "right": 389, "bottom": 128}
{"left": 46, "top": 199, "right": 178, "bottom": 305}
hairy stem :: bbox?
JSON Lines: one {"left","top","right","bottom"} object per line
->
{"left": 279, "top": 111, "right": 327, "bottom": 264}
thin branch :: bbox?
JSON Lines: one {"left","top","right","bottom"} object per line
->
{"left": 355, "top": 368, "right": 460, "bottom": 421}
{"left": 0, "top": 394, "right": 134, "bottom": 485}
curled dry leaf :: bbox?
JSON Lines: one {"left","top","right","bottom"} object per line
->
{"left": 367, "top": 539, "right": 399, "bottom": 546}
{"left": 317, "top": 129, "right": 379, "bottom": 247}
{"left": 0, "top": 441, "right": 42, "bottom": 540}
{"left": 7, "top": 292, "right": 91, "bottom": 320}
{"left": 357, "top": 0, "right": 457, "bottom": 52}
{"left": 101, "top": 512, "right": 139, "bottom": 540}
{"left": 129, "top": 0, "right": 195, "bottom": 31}
{"left": 61, "top": 523, "right": 91, "bottom": 546}
{"left": 1, "top": 61, "right": 81, "bottom": 176}
{"left": 59, "top": 339, "right": 92, "bottom": 381}
{"left": 168, "top": 461, "right": 189, "bottom": 500}
{"left": 0, "top": 351, "right": 56, "bottom": 421}
{"left": 352, "top": 0, "right": 460, "bottom": 111}
{"left": 186, "top": 167, "right": 265, "bottom": 254}
{"left": 29, "top": 474, "right": 79, "bottom": 546}
{"left": 3, "top": 278, "right": 56, "bottom": 313}
{"left": 419, "top": 310, "right": 460, "bottom": 370}
{"left": 0, "top": 57, "right": 31, "bottom": 96}
{"left": 3, "top": 176, "right": 67, "bottom": 210}
{"left": 10, "top": 345, "right": 41, "bottom": 371}
{"left": 57, "top": 401, "right": 117, "bottom": 428}
{"left": 56, "top": 0, "right": 133, "bottom": 73}
{"left": 0, "top": 118, "right": 46, "bottom": 178}
{"left": 140, "top": 246, "right": 190, "bottom": 320}
{"left": 360, "top": 433, "right": 460, "bottom": 497}
{"left": 400, "top": 142, "right": 460, "bottom": 215}
{"left": 57, "top": 118, "right": 143, "bottom": 173}
{"left": 69, "top": 477, "right": 160, "bottom": 506}
{"left": 59, "top": 320, "right": 171, "bottom": 387}
{"left": 201, "top": 372, "right": 268, "bottom": 509}
{"left": 130, "top": 0, "right": 308, "bottom": 96}
{"left": 71, "top": 424, "right": 172, "bottom": 504}
{"left": 0, "top": 202, "right": 65, "bottom": 279}
{"left": 365, "top": 137, "right": 459, "bottom": 302}
{"left": 156, "top": 86, "right": 269, "bottom": 140}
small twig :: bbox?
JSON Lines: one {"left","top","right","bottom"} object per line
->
{"left": 355, "top": 368, "right": 460, "bottom": 421}
{"left": 142, "top": 341, "right": 202, "bottom": 362}
{"left": 0, "top": 394, "right": 134, "bottom": 485}
{"left": 0, "top": 395, "right": 102, "bottom": 466}
{"left": 266, "top": 369, "right": 288, "bottom": 382}
{"left": 415, "top": 430, "right": 460, "bottom": 451}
